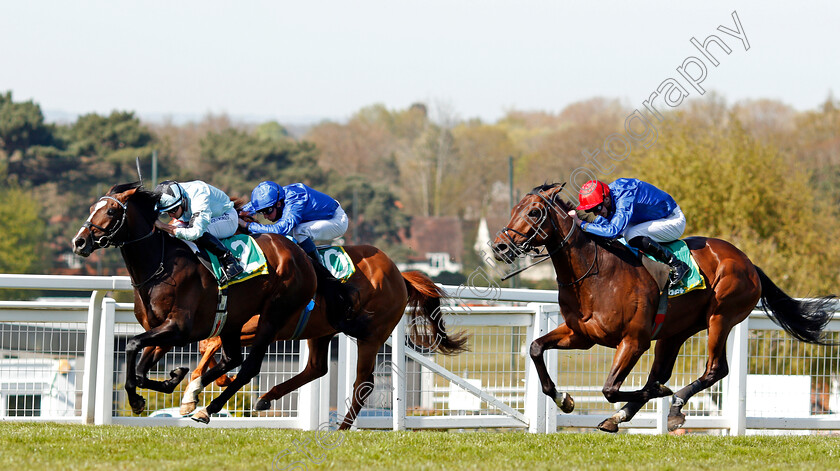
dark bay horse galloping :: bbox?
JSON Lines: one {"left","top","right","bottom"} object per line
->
{"left": 72, "top": 182, "right": 466, "bottom": 429}
{"left": 492, "top": 182, "right": 836, "bottom": 432}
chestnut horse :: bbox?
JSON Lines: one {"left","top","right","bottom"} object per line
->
{"left": 492, "top": 182, "right": 836, "bottom": 432}
{"left": 72, "top": 182, "right": 465, "bottom": 428}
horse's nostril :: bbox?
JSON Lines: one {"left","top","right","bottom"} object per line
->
{"left": 73, "top": 237, "right": 85, "bottom": 248}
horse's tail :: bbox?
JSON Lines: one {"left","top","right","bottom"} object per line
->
{"left": 755, "top": 266, "right": 837, "bottom": 345}
{"left": 402, "top": 271, "right": 468, "bottom": 355}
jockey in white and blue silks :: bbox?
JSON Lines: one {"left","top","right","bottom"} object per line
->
{"left": 569, "top": 178, "right": 690, "bottom": 285}
{"left": 240, "top": 181, "right": 348, "bottom": 269}
{"left": 153, "top": 180, "right": 244, "bottom": 285}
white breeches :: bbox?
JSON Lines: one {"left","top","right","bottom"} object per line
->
{"left": 206, "top": 209, "right": 239, "bottom": 239}
{"left": 623, "top": 206, "right": 686, "bottom": 243}
{"left": 291, "top": 205, "right": 349, "bottom": 243}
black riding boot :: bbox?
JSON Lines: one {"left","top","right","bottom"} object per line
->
{"left": 197, "top": 232, "right": 244, "bottom": 285}
{"left": 299, "top": 238, "right": 338, "bottom": 282}
{"left": 629, "top": 236, "right": 689, "bottom": 285}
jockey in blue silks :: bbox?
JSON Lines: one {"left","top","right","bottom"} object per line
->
{"left": 569, "top": 178, "right": 690, "bottom": 285}
{"left": 240, "top": 181, "right": 349, "bottom": 270}
{"left": 154, "top": 180, "right": 244, "bottom": 285}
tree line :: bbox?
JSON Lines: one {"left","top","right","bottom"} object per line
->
{"left": 1, "top": 91, "right": 838, "bottom": 297}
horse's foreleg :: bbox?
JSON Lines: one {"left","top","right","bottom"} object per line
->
{"left": 668, "top": 314, "right": 737, "bottom": 431}
{"left": 529, "top": 323, "right": 594, "bottom": 414}
{"left": 337, "top": 341, "right": 381, "bottom": 430}
{"left": 124, "top": 321, "right": 187, "bottom": 415}
{"left": 598, "top": 331, "right": 692, "bottom": 433}
{"left": 135, "top": 346, "right": 188, "bottom": 394}
{"left": 192, "top": 320, "right": 280, "bottom": 423}
{"left": 180, "top": 333, "right": 243, "bottom": 415}
{"left": 254, "top": 334, "right": 334, "bottom": 412}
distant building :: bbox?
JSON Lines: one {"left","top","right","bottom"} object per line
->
{"left": 473, "top": 217, "right": 555, "bottom": 282}
{"left": 397, "top": 216, "right": 463, "bottom": 277}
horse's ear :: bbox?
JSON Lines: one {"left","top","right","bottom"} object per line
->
{"left": 550, "top": 182, "right": 567, "bottom": 202}
{"left": 117, "top": 187, "right": 139, "bottom": 202}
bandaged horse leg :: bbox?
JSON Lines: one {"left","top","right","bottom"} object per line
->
{"left": 180, "top": 333, "right": 243, "bottom": 415}
{"left": 529, "top": 323, "right": 595, "bottom": 414}
{"left": 598, "top": 402, "right": 646, "bottom": 433}
{"left": 193, "top": 316, "right": 283, "bottom": 424}
{"left": 668, "top": 313, "right": 738, "bottom": 430}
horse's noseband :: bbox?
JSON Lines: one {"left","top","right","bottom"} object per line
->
{"left": 84, "top": 196, "right": 128, "bottom": 249}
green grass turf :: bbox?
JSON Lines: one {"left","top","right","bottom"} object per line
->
{"left": 1, "top": 423, "right": 840, "bottom": 470}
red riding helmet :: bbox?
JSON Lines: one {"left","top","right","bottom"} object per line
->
{"left": 576, "top": 180, "right": 610, "bottom": 211}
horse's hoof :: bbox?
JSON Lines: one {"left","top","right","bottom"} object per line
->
{"left": 668, "top": 411, "right": 686, "bottom": 431}
{"left": 554, "top": 392, "right": 575, "bottom": 413}
{"left": 191, "top": 408, "right": 210, "bottom": 424}
{"left": 130, "top": 396, "right": 146, "bottom": 415}
{"left": 180, "top": 402, "right": 196, "bottom": 416}
{"left": 253, "top": 399, "right": 272, "bottom": 411}
{"left": 171, "top": 367, "right": 189, "bottom": 381}
{"left": 597, "top": 417, "right": 619, "bottom": 434}
{"left": 657, "top": 383, "right": 674, "bottom": 397}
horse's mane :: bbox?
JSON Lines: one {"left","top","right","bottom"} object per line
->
{"left": 108, "top": 181, "right": 161, "bottom": 216}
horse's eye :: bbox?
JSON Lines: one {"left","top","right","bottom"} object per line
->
{"left": 528, "top": 209, "right": 541, "bottom": 218}
{"left": 107, "top": 208, "right": 116, "bottom": 217}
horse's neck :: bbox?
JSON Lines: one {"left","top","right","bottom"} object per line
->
{"left": 120, "top": 230, "right": 165, "bottom": 288}
{"left": 548, "top": 229, "right": 598, "bottom": 286}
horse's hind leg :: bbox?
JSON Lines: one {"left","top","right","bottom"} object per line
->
{"left": 668, "top": 313, "right": 743, "bottom": 431}
{"left": 530, "top": 323, "right": 594, "bottom": 413}
{"left": 598, "top": 331, "right": 694, "bottom": 433}
{"left": 253, "top": 334, "right": 335, "bottom": 411}
{"left": 180, "top": 332, "right": 243, "bottom": 415}
{"left": 337, "top": 340, "right": 381, "bottom": 430}
{"left": 135, "top": 346, "right": 189, "bottom": 393}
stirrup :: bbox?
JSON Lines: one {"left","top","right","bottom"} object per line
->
{"left": 669, "top": 262, "right": 689, "bottom": 285}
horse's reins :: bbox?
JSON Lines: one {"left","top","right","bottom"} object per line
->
{"left": 499, "top": 189, "right": 598, "bottom": 286}
{"left": 86, "top": 195, "right": 165, "bottom": 287}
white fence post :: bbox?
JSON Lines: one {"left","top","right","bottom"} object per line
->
{"left": 544, "top": 307, "right": 559, "bottom": 434}
{"left": 725, "top": 318, "right": 749, "bottom": 436}
{"left": 81, "top": 290, "right": 105, "bottom": 424}
{"left": 297, "top": 340, "right": 319, "bottom": 430}
{"left": 392, "top": 315, "right": 407, "bottom": 431}
{"left": 525, "top": 302, "right": 548, "bottom": 433}
{"left": 94, "top": 297, "right": 116, "bottom": 425}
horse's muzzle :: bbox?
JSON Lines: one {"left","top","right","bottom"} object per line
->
{"left": 491, "top": 242, "right": 515, "bottom": 264}
{"left": 72, "top": 234, "right": 92, "bottom": 257}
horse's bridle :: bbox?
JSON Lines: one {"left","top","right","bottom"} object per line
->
{"left": 499, "top": 189, "right": 597, "bottom": 286}
{"left": 84, "top": 195, "right": 155, "bottom": 249}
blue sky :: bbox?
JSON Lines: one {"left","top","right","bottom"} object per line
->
{"left": 1, "top": 1, "right": 837, "bottom": 124}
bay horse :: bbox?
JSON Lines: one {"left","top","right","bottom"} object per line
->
{"left": 492, "top": 182, "right": 836, "bottom": 432}
{"left": 72, "top": 182, "right": 466, "bottom": 428}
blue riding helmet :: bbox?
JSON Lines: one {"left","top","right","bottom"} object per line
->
{"left": 155, "top": 180, "right": 185, "bottom": 213}
{"left": 248, "top": 181, "right": 283, "bottom": 213}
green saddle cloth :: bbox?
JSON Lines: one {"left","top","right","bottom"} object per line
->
{"left": 316, "top": 245, "right": 355, "bottom": 282}
{"left": 647, "top": 240, "right": 705, "bottom": 297}
{"left": 205, "top": 234, "right": 269, "bottom": 287}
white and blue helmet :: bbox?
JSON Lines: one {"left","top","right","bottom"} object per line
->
{"left": 155, "top": 180, "right": 186, "bottom": 213}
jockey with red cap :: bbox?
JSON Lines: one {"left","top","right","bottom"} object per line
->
{"left": 571, "top": 178, "right": 689, "bottom": 285}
